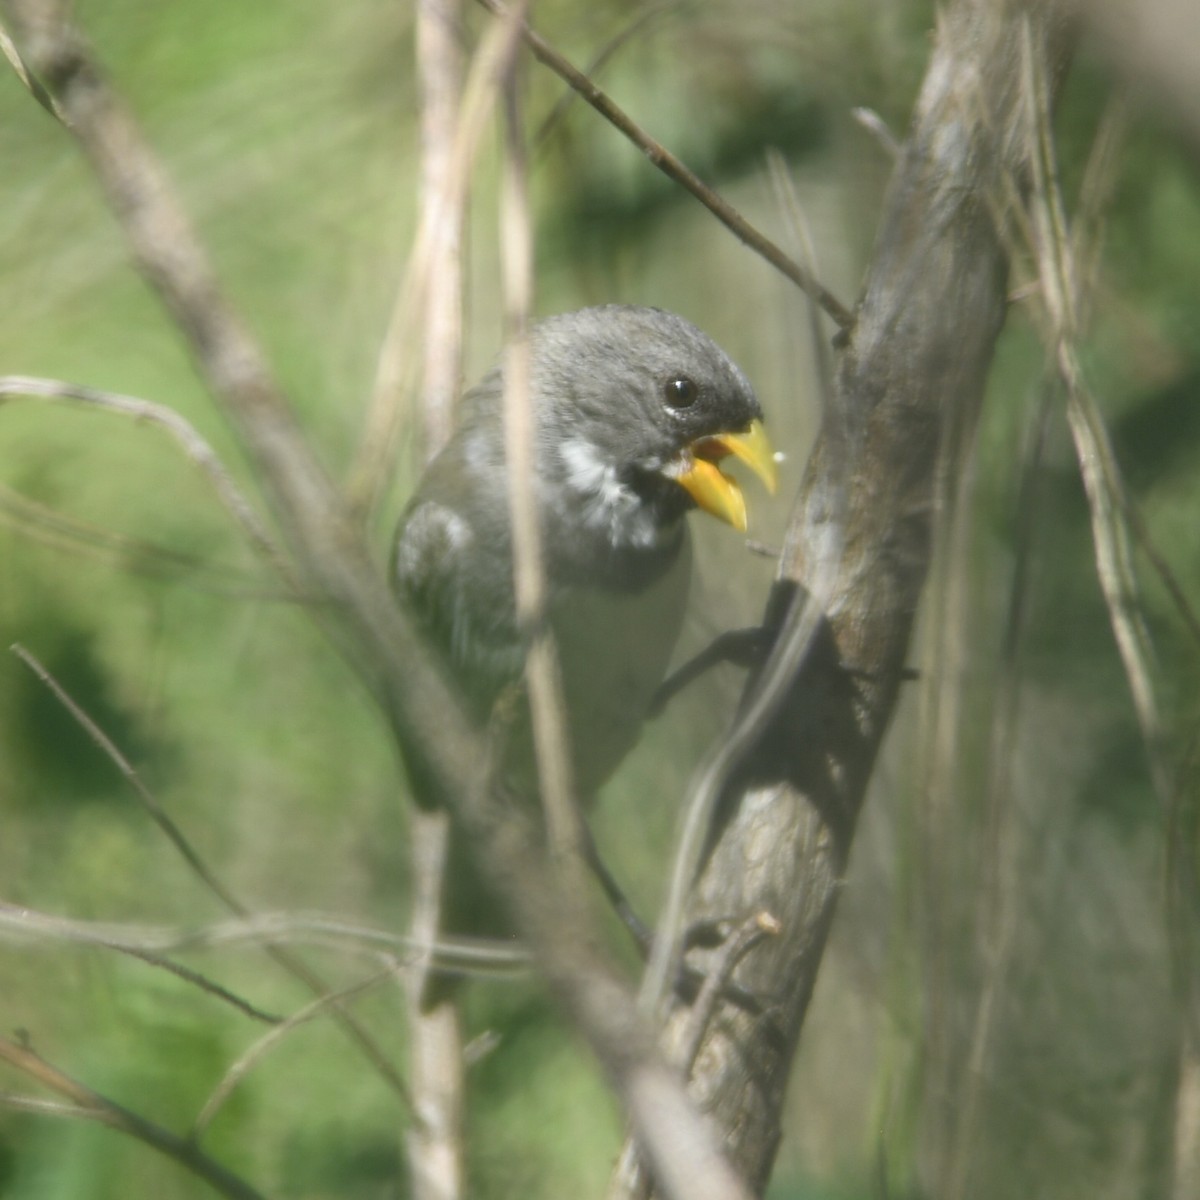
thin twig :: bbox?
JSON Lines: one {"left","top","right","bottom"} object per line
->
{"left": 192, "top": 967, "right": 397, "bottom": 1140}
{"left": 11, "top": 643, "right": 242, "bottom": 906}
{"left": 352, "top": 0, "right": 535, "bottom": 512}
{"left": 0, "top": 17, "right": 60, "bottom": 118}
{"left": 473, "top": 0, "right": 856, "bottom": 333}
{"left": 1020, "top": 18, "right": 1171, "bottom": 803}
{"left": 1123, "top": 500, "right": 1200, "bottom": 651}
{"left": 851, "top": 106, "right": 900, "bottom": 159}
{"left": 115, "top": 946, "right": 284, "bottom": 1024}
{"left": 676, "top": 912, "right": 780, "bottom": 1076}
{"left": 0, "top": 901, "right": 531, "bottom": 974}
{"left": 533, "top": 1, "right": 674, "bottom": 147}
{"left": 0, "top": 1092, "right": 97, "bottom": 1120}
{"left": 0, "top": 376, "right": 294, "bottom": 588}
{"left": 0, "top": 1036, "right": 266, "bottom": 1200}
{"left": 9, "top": 644, "right": 416, "bottom": 1109}
{"left": 499, "top": 28, "right": 587, "bottom": 875}
{"left": 0, "top": 483, "right": 292, "bottom": 600}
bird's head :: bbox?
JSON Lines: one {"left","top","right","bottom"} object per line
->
{"left": 526, "top": 306, "right": 777, "bottom": 547}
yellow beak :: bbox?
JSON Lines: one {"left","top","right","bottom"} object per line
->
{"left": 668, "top": 419, "right": 777, "bottom": 534}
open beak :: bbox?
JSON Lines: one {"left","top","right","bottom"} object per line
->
{"left": 666, "top": 419, "right": 778, "bottom": 534}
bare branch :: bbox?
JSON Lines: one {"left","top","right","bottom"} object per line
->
{"left": 851, "top": 106, "right": 901, "bottom": 159}
{"left": 0, "top": 901, "right": 531, "bottom": 975}
{"left": 353, "top": 0, "right": 533, "bottom": 511}
{"left": 532, "top": 2, "right": 673, "bottom": 147}
{"left": 415, "top": 0, "right": 467, "bottom": 459}
{"left": 192, "top": 967, "right": 397, "bottom": 1141}
{"left": 0, "top": 375, "right": 293, "bottom": 585}
{"left": 9, "top": 643, "right": 415, "bottom": 1108}
{"left": 0, "top": 1036, "right": 267, "bottom": 1200}
{"left": 499, "top": 30, "right": 587, "bottom": 875}
{"left": 1019, "top": 15, "right": 1172, "bottom": 802}
{"left": 2, "top": 7, "right": 757, "bottom": 1194}
{"left": 404, "top": 7, "right": 469, "bottom": 1200}
{"left": 0, "top": 482, "right": 290, "bottom": 599}
{"left": 473, "top": 0, "right": 856, "bottom": 333}
{"left": 0, "top": 16, "right": 59, "bottom": 116}
{"left": 615, "top": 5, "right": 1077, "bottom": 1193}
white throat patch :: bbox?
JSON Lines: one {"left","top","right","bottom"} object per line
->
{"left": 558, "top": 436, "right": 664, "bottom": 550}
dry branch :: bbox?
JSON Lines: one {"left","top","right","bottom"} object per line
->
{"left": 0, "top": 1037, "right": 266, "bottom": 1200}
{"left": 404, "top": 5, "right": 470, "bottom": 1199}
{"left": 9, "top": 642, "right": 416, "bottom": 1108}
{"left": 1, "top": 4, "right": 755, "bottom": 1197}
{"left": 615, "top": 2, "right": 1075, "bottom": 1194}
{"left": 473, "top": 0, "right": 855, "bottom": 332}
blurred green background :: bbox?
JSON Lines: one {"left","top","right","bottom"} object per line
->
{"left": 1, "top": 1, "right": 1199, "bottom": 1197}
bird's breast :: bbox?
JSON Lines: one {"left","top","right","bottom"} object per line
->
{"left": 548, "top": 528, "right": 692, "bottom": 797}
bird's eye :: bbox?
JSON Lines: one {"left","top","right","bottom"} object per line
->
{"left": 663, "top": 376, "right": 698, "bottom": 410}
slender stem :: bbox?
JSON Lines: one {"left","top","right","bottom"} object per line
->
{"left": 473, "top": 0, "right": 856, "bottom": 333}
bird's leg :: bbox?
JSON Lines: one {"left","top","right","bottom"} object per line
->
{"left": 582, "top": 831, "right": 766, "bottom": 1015}
{"left": 647, "top": 625, "right": 774, "bottom": 717}
{"left": 580, "top": 826, "right": 654, "bottom": 953}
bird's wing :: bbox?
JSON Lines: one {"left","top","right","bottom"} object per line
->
{"left": 393, "top": 495, "right": 524, "bottom": 711}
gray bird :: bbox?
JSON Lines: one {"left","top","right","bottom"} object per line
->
{"left": 392, "top": 305, "right": 775, "bottom": 818}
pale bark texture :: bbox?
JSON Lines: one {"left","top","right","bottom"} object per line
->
{"left": 624, "top": 2, "right": 1075, "bottom": 1193}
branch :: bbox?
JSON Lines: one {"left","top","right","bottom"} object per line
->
{"left": 0, "top": 1036, "right": 266, "bottom": 1200}
{"left": 2, "top": 6, "right": 755, "bottom": 1196}
{"left": 616, "top": 3, "right": 1076, "bottom": 1193}
{"left": 499, "top": 22, "right": 587, "bottom": 873}
{"left": 0, "top": 376, "right": 293, "bottom": 585}
{"left": 0, "top": 481, "right": 289, "bottom": 599}
{"left": 1019, "top": 17, "right": 1172, "bottom": 803}
{"left": 0, "top": 901, "right": 531, "bottom": 975}
{"left": 403, "top": 5, "right": 469, "bottom": 1198}
{"left": 473, "top": 0, "right": 855, "bottom": 333}
{"left": 192, "top": 967, "right": 396, "bottom": 1141}
{"left": 9, "top": 643, "right": 416, "bottom": 1109}
{"left": 353, "top": 0, "right": 532, "bottom": 509}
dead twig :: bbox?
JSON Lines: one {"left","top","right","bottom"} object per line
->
{"left": 2, "top": 9, "right": 757, "bottom": 1195}
{"left": 353, "top": 0, "right": 534, "bottom": 511}
{"left": 473, "top": 0, "right": 856, "bottom": 333}
{"left": 499, "top": 24, "right": 587, "bottom": 877}
{"left": 0, "top": 376, "right": 293, "bottom": 587}
{"left": 0, "top": 1036, "right": 267, "bottom": 1200}
{"left": 192, "top": 967, "right": 398, "bottom": 1140}
{"left": 9, "top": 643, "right": 416, "bottom": 1110}
{"left": 0, "top": 901, "right": 531, "bottom": 975}
{"left": 1020, "top": 16, "right": 1171, "bottom": 803}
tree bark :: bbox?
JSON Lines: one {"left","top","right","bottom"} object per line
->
{"left": 630, "top": 1, "right": 1074, "bottom": 1193}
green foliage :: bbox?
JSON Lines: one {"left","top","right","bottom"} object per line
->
{"left": 2, "top": 1, "right": 1199, "bottom": 1198}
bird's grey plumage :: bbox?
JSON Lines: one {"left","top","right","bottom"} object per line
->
{"left": 393, "top": 305, "right": 762, "bottom": 800}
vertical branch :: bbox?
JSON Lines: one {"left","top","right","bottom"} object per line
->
{"left": 498, "top": 20, "right": 586, "bottom": 876}
{"left": 913, "top": 377, "right": 982, "bottom": 1197}
{"left": 353, "top": 0, "right": 533, "bottom": 510}
{"left": 0, "top": 8, "right": 762, "bottom": 1199}
{"left": 614, "top": 5, "right": 1075, "bottom": 1194}
{"left": 1020, "top": 16, "right": 1170, "bottom": 803}
{"left": 416, "top": 0, "right": 466, "bottom": 456}
{"left": 405, "top": 5, "right": 467, "bottom": 1200}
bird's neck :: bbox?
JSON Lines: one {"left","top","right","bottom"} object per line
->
{"left": 547, "top": 436, "right": 687, "bottom": 593}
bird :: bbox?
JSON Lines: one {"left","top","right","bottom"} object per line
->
{"left": 392, "top": 305, "right": 775, "bottom": 929}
